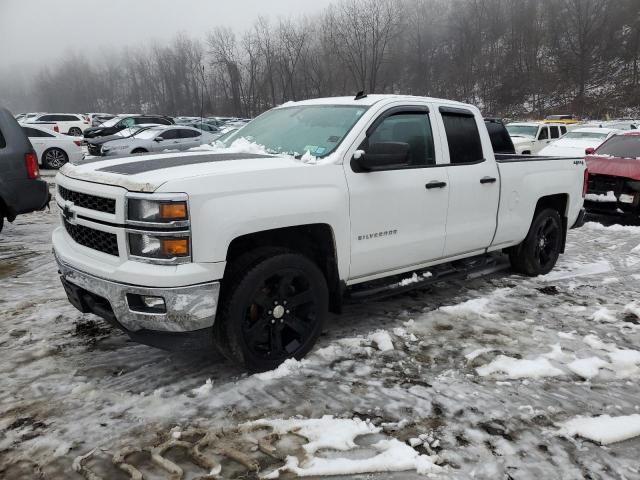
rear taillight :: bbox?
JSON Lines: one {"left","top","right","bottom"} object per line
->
{"left": 25, "top": 152, "right": 39, "bottom": 179}
{"left": 73, "top": 140, "right": 82, "bottom": 146}
{"left": 54, "top": 125, "right": 59, "bottom": 133}
{"left": 582, "top": 169, "right": 589, "bottom": 198}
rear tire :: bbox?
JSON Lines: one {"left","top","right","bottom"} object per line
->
{"left": 131, "top": 148, "right": 148, "bottom": 154}
{"left": 68, "top": 127, "right": 82, "bottom": 136}
{"left": 214, "top": 251, "right": 328, "bottom": 371}
{"left": 43, "top": 148, "right": 68, "bottom": 169}
{"left": 509, "top": 208, "right": 563, "bottom": 276}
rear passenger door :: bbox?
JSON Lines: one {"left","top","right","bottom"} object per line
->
{"left": 177, "top": 129, "right": 201, "bottom": 150}
{"left": 438, "top": 107, "right": 500, "bottom": 257}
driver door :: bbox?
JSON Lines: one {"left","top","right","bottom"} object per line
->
{"left": 344, "top": 106, "right": 449, "bottom": 280}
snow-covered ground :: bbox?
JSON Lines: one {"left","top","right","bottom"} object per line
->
{"left": 2, "top": 186, "right": 640, "bottom": 478}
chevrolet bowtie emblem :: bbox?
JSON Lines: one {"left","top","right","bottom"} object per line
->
{"left": 63, "top": 203, "right": 76, "bottom": 223}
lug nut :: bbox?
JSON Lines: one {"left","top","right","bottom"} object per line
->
{"left": 280, "top": 319, "right": 284, "bottom": 324}
{"left": 268, "top": 310, "right": 272, "bottom": 315}
{"left": 286, "top": 310, "right": 290, "bottom": 314}
{"left": 271, "top": 319, "right": 276, "bottom": 324}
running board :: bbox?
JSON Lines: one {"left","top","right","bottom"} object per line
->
{"left": 345, "top": 253, "right": 510, "bottom": 303}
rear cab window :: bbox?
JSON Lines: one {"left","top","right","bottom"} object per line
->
{"left": 440, "top": 107, "right": 484, "bottom": 164}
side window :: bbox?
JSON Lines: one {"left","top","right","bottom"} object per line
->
{"left": 134, "top": 117, "right": 149, "bottom": 125}
{"left": 63, "top": 115, "right": 80, "bottom": 121}
{"left": 538, "top": 127, "right": 549, "bottom": 140}
{"left": 179, "top": 129, "right": 200, "bottom": 138}
{"left": 366, "top": 112, "right": 435, "bottom": 167}
{"left": 560, "top": 126, "right": 567, "bottom": 135}
{"left": 23, "top": 127, "right": 41, "bottom": 137}
{"left": 158, "top": 129, "right": 178, "bottom": 140}
{"left": 119, "top": 118, "right": 136, "bottom": 128}
{"left": 440, "top": 109, "right": 484, "bottom": 164}
{"left": 550, "top": 126, "right": 560, "bottom": 139}
{"left": 154, "top": 117, "right": 172, "bottom": 125}
{"left": 0, "top": 128, "right": 5, "bottom": 148}
{"left": 38, "top": 115, "right": 55, "bottom": 122}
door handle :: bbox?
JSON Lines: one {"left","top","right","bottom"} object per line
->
{"left": 480, "top": 176, "right": 497, "bottom": 184}
{"left": 425, "top": 181, "right": 447, "bottom": 189}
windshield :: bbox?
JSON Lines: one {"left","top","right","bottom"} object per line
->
{"left": 563, "top": 131, "right": 609, "bottom": 140}
{"left": 132, "top": 128, "right": 165, "bottom": 140}
{"left": 100, "top": 116, "right": 122, "bottom": 128}
{"left": 596, "top": 135, "right": 640, "bottom": 158}
{"left": 222, "top": 105, "right": 368, "bottom": 157}
{"left": 506, "top": 125, "right": 538, "bottom": 137}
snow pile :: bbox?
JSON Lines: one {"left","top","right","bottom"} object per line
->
{"left": 369, "top": 330, "right": 395, "bottom": 351}
{"left": 398, "top": 271, "right": 432, "bottom": 287}
{"left": 254, "top": 358, "right": 310, "bottom": 381}
{"left": 189, "top": 136, "right": 270, "bottom": 155}
{"left": 191, "top": 378, "right": 213, "bottom": 396}
{"left": 558, "top": 415, "right": 640, "bottom": 445}
{"left": 245, "top": 416, "right": 440, "bottom": 478}
{"left": 566, "top": 357, "right": 608, "bottom": 379}
{"left": 477, "top": 355, "right": 564, "bottom": 379}
{"left": 592, "top": 307, "right": 617, "bottom": 323}
{"left": 439, "top": 296, "right": 500, "bottom": 319}
{"left": 584, "top": 221, "right": 640, "bottom": 235}
{"left": 539, "top": 260, "right": 612, "bottom": 281}
{"left": 585, "top": 191, "right": 616, "bottom": 203}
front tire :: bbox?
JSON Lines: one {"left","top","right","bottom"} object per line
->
{"left": 510, "top": 208, "right": 563, "bottom": 276}
{"left": 131, "top": 148, "right": 148, "bottom": 154}
{"left": 43, "top": 148, "right": 68, "bottom": 169}
{"left": 68, "top": 127, "right": 82, "bottom": 136}
{"left": 214, "top": 252, "right": 328, "bottom": 371}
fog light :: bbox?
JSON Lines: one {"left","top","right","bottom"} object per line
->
{"left": 142, "top": 296, "right": 165, "bottom": 309}
{"left": 127, "top": 294, "right": 166, "bottom": 313}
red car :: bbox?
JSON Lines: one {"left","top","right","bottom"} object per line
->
{"left": 585, "top": 131, "right": 640, "bottom": 217}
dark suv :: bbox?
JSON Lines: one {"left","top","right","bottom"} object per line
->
{"left": 0, "top": 108, "right": 50, "bottom": 233}
{"left": 83, "top": 115, "right": 174, "bottom": 139}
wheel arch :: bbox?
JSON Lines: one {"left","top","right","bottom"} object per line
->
{"left": 534, "top": 193, "right": 569, "bottom": 253}
{"left": 225, "top": 224, "right": 343, "bottom": 313}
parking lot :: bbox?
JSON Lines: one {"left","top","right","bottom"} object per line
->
{"left": 2, "top": 169, "right": 640, "bottom": 479}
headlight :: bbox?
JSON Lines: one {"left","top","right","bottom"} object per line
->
{"left": 128, "top": 232, "right": 190, "bottom": 264}
{"left": 127, "top": 195, "right": 189, "bottom": 225}
{"left": 125, "top": 193, "right": 191, "bottom": 265}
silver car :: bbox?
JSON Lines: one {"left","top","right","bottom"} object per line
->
{"left": 100, "top": 125, "right": 216, "bottom": 156}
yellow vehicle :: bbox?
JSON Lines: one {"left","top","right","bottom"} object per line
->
{"left": 543, "top": 115, "right": 580, "bottom": 125}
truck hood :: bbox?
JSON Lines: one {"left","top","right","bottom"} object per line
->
{"left": 59, "top": 150, "right": 313, "bottom": 192}
{"left": 510, "top": 136, "right": 534, "bottom": 146}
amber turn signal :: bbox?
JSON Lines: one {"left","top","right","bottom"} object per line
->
{"left": 160, "top": 238, "right": 189, "bottom": 256}
{"left": 159, "top": 202, "right": 188, "bottom": 220}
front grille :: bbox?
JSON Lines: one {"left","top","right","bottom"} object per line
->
{"left": 63, "top": 219, "right": 119, "bottom": 256}
{"left": 58, "top": 186, "right": 115, "bottom": 214}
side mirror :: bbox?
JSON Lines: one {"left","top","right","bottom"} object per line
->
{"left": 585, "top": 147, "right": 595, "bottom": 155}
{"left": 154, "top": 137, "right": 164, "bottom": 142}
{"left": 354, "top": 142, "right": 410, "bottom": 171}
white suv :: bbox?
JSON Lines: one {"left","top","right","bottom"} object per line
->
{"left": 506, "top": 122, "right": 568, "bottom": 154}
{"left": 26, "top": 113, "right": 89, "bottom": 136}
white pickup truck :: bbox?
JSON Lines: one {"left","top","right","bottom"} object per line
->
{"left": 53, "top": 95, "right": 587, "bottom": 370}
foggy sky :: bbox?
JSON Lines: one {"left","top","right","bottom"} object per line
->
{"left": 0, "top": 0, "right": 334, "bottom": 66}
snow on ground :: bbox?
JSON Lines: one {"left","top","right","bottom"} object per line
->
{"left": 2, "top": 194, "right": 640, "bottom": 478}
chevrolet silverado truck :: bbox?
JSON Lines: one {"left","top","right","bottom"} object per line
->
{"left": 52, "top": 95, "right": 587, "bottom": 370}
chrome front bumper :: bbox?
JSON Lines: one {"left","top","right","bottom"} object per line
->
{"left": 55, "top": 254, "right": 220, "bottom": 333}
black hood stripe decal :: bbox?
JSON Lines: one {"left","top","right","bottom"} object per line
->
{"left": 96, "top": 153, "right": 274, "bottom": 175}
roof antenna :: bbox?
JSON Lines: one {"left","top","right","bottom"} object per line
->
{"left": 354, "top": 90, "right": 367, "bottom": 100}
